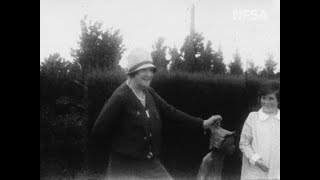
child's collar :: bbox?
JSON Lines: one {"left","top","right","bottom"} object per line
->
{"left": 258, "top": 108, "right": 280, "bottom": 121}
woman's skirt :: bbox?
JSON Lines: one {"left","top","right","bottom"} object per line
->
{"left": 105, "top": 152, "right": 174, "bottom": 180}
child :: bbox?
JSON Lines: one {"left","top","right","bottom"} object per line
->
{"left": 239, "top": 80, "right": 280, "bottom": 180}
{"left": 197, "top": 125, "right": 236, "bottom": 180}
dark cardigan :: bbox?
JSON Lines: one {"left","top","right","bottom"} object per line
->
{"left": 88, "top": 82, "right": 204, "bottom": 172}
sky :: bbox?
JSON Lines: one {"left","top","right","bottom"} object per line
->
{"left": 40, "top": 0, "right": 280, "bottom": 72}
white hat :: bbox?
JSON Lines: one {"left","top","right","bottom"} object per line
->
{"left": 126, "top": 48, "right": 157, "bottom": 75}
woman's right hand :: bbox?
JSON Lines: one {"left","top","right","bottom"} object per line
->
{"left": 203, "top": 115, "right": 222, "bottom": 130}
{"left": 256, "top": 159, "right": 269, "bottom": 172}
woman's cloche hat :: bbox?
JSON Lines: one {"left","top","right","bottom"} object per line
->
{"left": 126, "top": 47, "right": 157, "bottom": 75}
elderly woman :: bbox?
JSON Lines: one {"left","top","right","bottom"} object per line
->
{"left": 88, "top": 48, "right": 222, "bottom": 180}
{"left": 239, "top": 80, "right": 280, "bottom": 180}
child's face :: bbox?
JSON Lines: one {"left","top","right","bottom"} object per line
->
{"left": 261, "top": 93, "right": 279, "bottom": 113}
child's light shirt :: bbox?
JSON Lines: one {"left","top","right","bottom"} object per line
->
{"left": 240, "top": 108, "right": 280, "bottom": 180}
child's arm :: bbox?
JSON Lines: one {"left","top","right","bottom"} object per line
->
{"left": 239, "top": 113, "right": 269, "bottom": 172}
{"left": 239, "top": 112, "right": 260, "bottom": 165}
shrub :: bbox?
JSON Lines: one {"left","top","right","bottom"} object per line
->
{"left": 41, "top": 69, "right": 276, "bottom": 179}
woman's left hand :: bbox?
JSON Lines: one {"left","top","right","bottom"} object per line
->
{"left": 203, "top": 115, "right": 222, "bottom": 129}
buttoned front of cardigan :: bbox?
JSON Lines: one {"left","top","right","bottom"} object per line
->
{"left": 91, "top": 82, "right": 204, "bottom": 160}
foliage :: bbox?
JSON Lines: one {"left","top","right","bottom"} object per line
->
{"left": 180, "top": 32, "right": 205, "bottom": 73}
{"left": 151, "top": 37, "right": 169, "bottom": 72}
{"left": 71, "top": 16, "right": 125, "bottom": 76}
{"left": 229, "top": 49, "right": 244, "bottom": 75}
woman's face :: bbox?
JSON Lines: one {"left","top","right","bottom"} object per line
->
{"left": 261, "top": 93, "right": 279, "bottom": 113}
{"left": 133, "top": 68, "right": 154, "bottom": 88}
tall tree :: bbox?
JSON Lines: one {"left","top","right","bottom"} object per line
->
{"left": 71, "top": 16, "right": 125, "bottom": 76}
{"left": 151, "top": 37, "right": 169, "bottom": 72}
{"left": 199, "top": 40, "right": 214, "bottom": 72}
{"left": 246, "top": 61, "right": 259, "bottom": 76}
{"left": 180, "top": 32, "right": 205, "bottom": 73}
{"left": 212, "top": 46, "right": 226, "bottom": 74}
{"left": 262, "top": 53, "right": 278, "bottom": 77}
{"left": 229, "top": 49, "right": 243, "bottom": 75}
{"left": 168, "top": 46, "right": 185, "bottom": 72}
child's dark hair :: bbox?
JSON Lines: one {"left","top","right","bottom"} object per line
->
{"left": 258, "top": 80, "right": 280, "bottom": 106}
